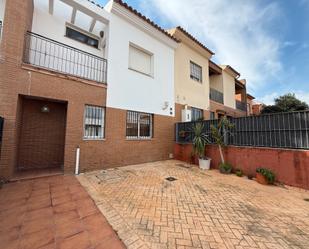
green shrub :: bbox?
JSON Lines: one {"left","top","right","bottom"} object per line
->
{"left": 219, "top": 162, "right": 232, "bottom": 174}
{"left": 235, "top": 169, "right": 243, "bottom": 177}
{"left": 256, "top": 168, "right": 275, "bottom": 184}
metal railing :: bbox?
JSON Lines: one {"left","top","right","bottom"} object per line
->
{"left": 23, "top": 31, "right": 107, "bottom": 83}
{"left": 209, "top": 88, "right": 224, "bottom": 104}
{"left": 175, "top": 110, "right": 309, "bottom": 149}
{"left": 236, "top": 100, "right": 247, "bottom": 111}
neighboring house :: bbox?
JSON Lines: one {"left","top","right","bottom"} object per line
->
{"left": 0, "top": 0, "right": 178, "bottom": 178}
{"left": 209, "top": 63, "right": 247, "bottom": 119}
{"left": 167, "top": 27, "right": 214, "bottom": 122}
{"left": 168, "top": 27, "right": 247, "bottom": 122}
{"left": 246, "top": 93, "right": 255, "bottom": 115}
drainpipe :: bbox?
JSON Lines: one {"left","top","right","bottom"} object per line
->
{"left": 75, "top": 146, "right": 80, "bottom": 175}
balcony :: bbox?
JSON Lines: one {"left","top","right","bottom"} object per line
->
{"left": 209, "top": 88, "right": 224, "bottom": 104}
{"left": 236, "top": 100, "right": 247, "bottom": 112}
{"left": 23, "top": 31, "right": 107, "bottom": 84}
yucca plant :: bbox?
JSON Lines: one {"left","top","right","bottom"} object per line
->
{"left": 192, "top": 123, "right": 210, "bottom": 159}
{"left": 210, "top": 116, "right": 234, "bottom": 164}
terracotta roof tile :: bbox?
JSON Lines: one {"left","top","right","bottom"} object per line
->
{"left": 113, "top": 0, "right": 180, "bottom": 43}
{"left": 175, "top": 26, "right": 214, "bottom": 55}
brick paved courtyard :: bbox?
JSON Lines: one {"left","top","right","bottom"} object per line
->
{"left": 78, "top": 160, "right": 309, "bottom": 249}
{"left": 0, "top": 175, "right": 125, "bottom": 249}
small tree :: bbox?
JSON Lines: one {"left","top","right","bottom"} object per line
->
{"left": 210, "top": 117, "right": 234, "bottom": 164}
{"left": 192, "top": 123, "right": 209, "bottom": 159}
{"left": 261, "top": 93, "right": 308, "bottom": 114}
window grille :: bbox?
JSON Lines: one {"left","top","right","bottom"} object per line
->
{"left": 126, "top": 111, "right": 153, "bottom": 139}
{"left": 190, "top": 61, "right": 202, "bottom": 82}
{"left": 84, "top": 105, "right": 105, "bottom": 139}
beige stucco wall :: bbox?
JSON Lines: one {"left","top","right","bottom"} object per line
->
{"left": 209, "top": 74, "right": 223, "bottom": 92}
{"left": 174, "top": 43, "right": 210, "bottom": 110}
{"left": 222, "top": 71, "right": 236, "bottom": 109}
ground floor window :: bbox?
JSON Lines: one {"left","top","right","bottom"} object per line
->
{"left": 84, "top": 105, "right": 105, "bottom": 139}
{"left": 191, "top": 107, "right": 203, "bottom": 121}
{"left": 126, "top": 111, "right": 153, "bottom": 139}
{"left": 210, "top": 111, "right": 215, "bottom": 120}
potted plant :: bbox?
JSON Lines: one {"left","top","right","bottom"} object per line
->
{"left": 256, "top": 168, "right": 275, "bottom": 185}
{"left": 192, "top": 123, "right": 211, "bottom": 170}
{"left": 235, "top": 169, "right": 243, "bottom": 177}
{"left": 219, "top": 162, "right": 232, "bottom": 174}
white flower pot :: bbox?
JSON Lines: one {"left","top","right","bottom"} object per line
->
{"left": 198, "top": 158, "right": 211, "bottom": 170}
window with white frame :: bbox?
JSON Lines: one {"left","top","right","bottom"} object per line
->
{"left": 84, "top": 105, "right": 105, "bottom": 139}
{"left": 126, "top": 111, "right": 153, "bottom": 139}
{"left": 190, "top": 61, "right": 202, "bottom": 82}
{"left": 129, "top": 44, "right": 153, "bottom": 76}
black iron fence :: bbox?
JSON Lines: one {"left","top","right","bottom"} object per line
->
{"left": 209, "top": 88, "right": 224, "bottom": 104}
{"left": 236, "top": 100, "right": 247, "bottom": 112}
{"left": 175, "top": 110, "right": 309, "bottom": 149}
{"left": 23, "top": 31, "right": 107, "bottom": 83}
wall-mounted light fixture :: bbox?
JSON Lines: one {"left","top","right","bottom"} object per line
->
{"left": 41, "top": 105, "right": 50, "bottom": 113}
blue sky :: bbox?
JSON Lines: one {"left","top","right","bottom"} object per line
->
{"left": 98, "top": 0, "right": 309, "bottom": 104}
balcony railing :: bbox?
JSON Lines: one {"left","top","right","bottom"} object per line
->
{"left": 209, "top": 88, "right": 224, "bottom": 104}
{"left": 23, "top": 31, "right": 107, "bottom": 83}
{"left": 236, "top": 100, "right": 247, "bottom": 112}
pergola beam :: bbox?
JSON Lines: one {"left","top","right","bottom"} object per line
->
{"left": 89, "top": 18, "right": 96, "bottom": 32}
{"left": 71, "top": 8, "right": 77, "bottom": 24}
{"left": 49, "top": 0, "right": 54, "bottom": 15}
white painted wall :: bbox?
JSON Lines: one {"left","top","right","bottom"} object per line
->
{"left": 32, "top": 0, "right": 108, "bottom": 58}
{"left": 30, "top": 0, "right": 175, "bottom": 116}
{"left": 105, "top": 11, "right": 175, "bottom": 116}
{"left": 222, "top": 71, "right": 236, "bottom": 109}
{"left": 0, "top": 0, "right": 6, "bottom": 34}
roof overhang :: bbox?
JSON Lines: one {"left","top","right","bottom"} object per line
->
{"left": 108, "top": 0, "right": 179, "bottom": 49}
{"left": 221, "top": 65, "right": 240, "bottom": 78}
{"left": 167, "top": 27, "right": 214, "bottom": 57}
{"left": 209, "top": 60, "right": 222, "bottom": 75}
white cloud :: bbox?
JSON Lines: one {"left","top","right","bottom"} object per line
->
{"left": 259, "top": 92, "right": 279, "bottom": 105}
{"left": 139, "top": 0, "right": 283, "bottom": 92}
{"left": 295, "top": 91, "right": 309, "bottom": 104}
{"left": 257, "top": 91, "right": 309, "bottom": 105}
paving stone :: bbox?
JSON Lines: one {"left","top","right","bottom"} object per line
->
{"left": 0, "top": 175, "right": 124, "bottom": 249}
{"left": 78, "top": 160, "right": 309, "bottom": 249}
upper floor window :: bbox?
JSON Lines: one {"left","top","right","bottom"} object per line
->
{"left": 129, "top": 44, "right": 153, "bottom": 76}
{"left": 66, "top": 26, "right": 99, "bottom": 48}
{"left": 191, "top": 107, "right": 203, "bottom": 121}
{"left": 190, "top": 61, "right": 202, "bottom": 82}
{"left": 84, "top": 105, "right": 105, "bottom": 139}
{"left": 126, "top": 111, "right": 153, "bottom": 139}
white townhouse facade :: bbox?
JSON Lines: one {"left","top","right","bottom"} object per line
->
{"left": 0, "top": 0, "right": 178, "bottom": 178}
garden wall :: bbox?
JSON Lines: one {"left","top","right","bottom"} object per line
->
{"left": 174, "top": 144, "right": 309, "bottom": 189}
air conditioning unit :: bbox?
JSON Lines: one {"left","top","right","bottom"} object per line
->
{"left": 181, "top": 108, "right": 191, "bottom": 122}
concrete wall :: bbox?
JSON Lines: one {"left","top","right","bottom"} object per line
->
{"left": 174, "top": 43, "right": 210, "bottom": 111}
{"left": 209, "top": 74, "right": 223, "bottom": 92}
{"left": 222, "top": 71, "right": 236, "bottom": 109}
{"left": 174, "top": 144, "right": 309, "bottom": 189}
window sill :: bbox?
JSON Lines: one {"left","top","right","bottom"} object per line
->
{"left": 126, "top": 138, "right": 153, "bottom": 141}
{"left": 128, "top": 67, "right": 153, "bottom": 78}
{"left": 83, "top": 138, "right": 105, "bottom": 141}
